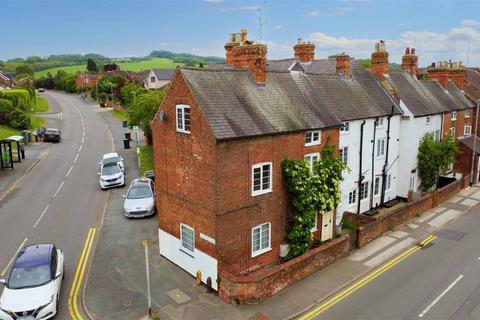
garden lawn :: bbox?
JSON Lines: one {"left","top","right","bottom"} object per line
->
{"left": 33, "top": 94, "right": 51, "bottom": 113}
{"left": 0, "top": 125, "right": 21, "bottom": 141}
{"left": 138, "top": 145, "right": 153, "bottom": 176}
{"left": 35, "top": 58, "right": 181, "bottom": 78}
{"left": 29, "top": 115, "right": 46, "bottom": 130}
{"left": 110, "top": 109, "right": 128, "bottom": 122}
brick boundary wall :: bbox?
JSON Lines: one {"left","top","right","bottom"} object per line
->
{"left": 219, "top": 235, "right": 352, "bottom": 303}
{"left": 106, "top": 100, "right": 127, "bottom": 113}
{"left": 355, "top": 174, "right": 470, "bottom": 248}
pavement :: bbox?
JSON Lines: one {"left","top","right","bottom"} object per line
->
{"left": 83, "top": 107, "right": 480, "bottom": 320}
{"left": 0, "top": 91, "right": 112, "bottom": 319}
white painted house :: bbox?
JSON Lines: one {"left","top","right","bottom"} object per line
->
{"left": 144, "top": 69, "right": 175, "bottom": 90}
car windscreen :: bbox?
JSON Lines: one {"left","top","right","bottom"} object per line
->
{"left": 7, "top": 264, "right": 52, "bottom": 289}
{"left": 127, "top": 185, "right": 153, "bottom": 199}
{"left": 103, "top": 156, "right": 121, "bottom": 165}
{"left": 45, "top": 129, "right": 58, "bottom": 134}
{"left": 101, "top": 163, "right": 120, "bottom": 175}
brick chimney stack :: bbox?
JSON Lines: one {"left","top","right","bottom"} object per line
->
{"left": 427, "top": 59, "right": 466, "bottom": 90}
{"left": 294, "top": 38, "right": 315, "bottom": 62}
{"left": 401, "top": 47, "right": 418, "bottom": 76}
{"left": 370, "top": 40, "right": 389, "bottom": 80}
{"left": 336, "top": 53, "right": 351, "bottom": 76}
{"left": 224, "top": 29, "right": 267, "bottom": 83}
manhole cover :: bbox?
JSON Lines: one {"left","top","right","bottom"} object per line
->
{"left": 435, "top": 229, "right": 466, "bottom": 241}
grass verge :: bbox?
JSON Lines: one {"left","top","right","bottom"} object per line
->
{"left": 111, "top": 109, "right": 128, "bottom": 122}
{"left": 29, "top": 115, "right": 47, "bottom": 130}
{"left": 138, "top": 145, "right": 153, "bottom": 176}
{"left": 0, "top": 125, "right": 21, "bottom": 141}
{"left": 33, "top": 94, "right": 51, "bottom": 113}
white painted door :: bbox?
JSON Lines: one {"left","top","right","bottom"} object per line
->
{"left": 321, "top": 211, "right": 333, "bottom": 241}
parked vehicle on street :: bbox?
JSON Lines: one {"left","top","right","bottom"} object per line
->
{"left": 99, "top": 162, "right": 125, "bottom": 189}
{"left": 43, "top": 128, "right": 61, "bottom": 143}
{"left": 37, "top": 88, "right": 45, "bottom": 92}
{"left": 123, "top": 178, "right": 156, "bottom": 218}
{"left": 99, "top": 152, "right": 124, "bottom": 172}
{"left": 0, "top": 244, "right": 64, "bottom": 320}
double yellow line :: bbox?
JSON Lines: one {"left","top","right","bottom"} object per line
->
{"left": 68, "top": 228, "right": 96, "bottom": 320}
{"left": 299, "top": 234, "right": 437, "bottom": 320}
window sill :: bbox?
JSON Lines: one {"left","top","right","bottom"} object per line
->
{"left": 252, "top": 247, "right": 272, "bottom": 258}
{"left": 305, "top": 141, "right": 321, "bottom": 147}
{"left": 176, "top": 130, "right": 191, "bottom": 134}
{"left": 179, "top": 248, "right": 195, "bottom": 258}
{"left": 252, "top": 189, "right": 272, "bottom": 197}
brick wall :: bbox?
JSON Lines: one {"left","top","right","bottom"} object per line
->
{"left": 356, "top": 175, "right": 469, "bottom": 248}
{"left": 215, "top": 128, "right": 340, "bottom": 276}
{"left": 442, "top": 110, "right": 474, "bottom": 139}
{"left": 294, "top": 43, "right": 315, "bottom": 63}
{"left": 151, "top": 70, "right": 218, "bottom": 257}
{"left": 455, "top": 142, "right": 477, "bottom": 180}
{"left": 219, "top": 235, "right": 352, "bottom": 303}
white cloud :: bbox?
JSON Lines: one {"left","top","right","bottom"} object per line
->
{"left": 461, "top": 19, "right": 480, "bottom": 27}
{"left": 308, "top": 8, "right": 352, "bottom": 17}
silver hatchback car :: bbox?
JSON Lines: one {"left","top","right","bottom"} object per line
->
{"left": 123, "top": 178, "right": 156, "bottom": 218}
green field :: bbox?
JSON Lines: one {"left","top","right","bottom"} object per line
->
{"left": 29, "top": 115, "right": 46, "bottom": 130}
{"left": 35, "top": 58, "right": 181, "bottom": 78}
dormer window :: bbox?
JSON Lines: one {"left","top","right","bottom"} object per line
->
{"left": 176, "top": 105, "right": 191, "bottom": 134}
{"left": 451, "top": 111, "right": 457, "bottom": 120}
{"left": 305, "top": 130, "right": 321, "bottom": 146}
{"left": 340, "top": 122, "right": 350, "bottom": 133}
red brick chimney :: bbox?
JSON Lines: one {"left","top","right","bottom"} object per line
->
{"left": 370, "top": 41, "right": 389, "bottom": 80}
{"left": 401, "top": 47, "right": 418, "bottom": 76}
{"left": 427, "top": 60, "right": 466, "bottom": 90}
{"left": 225, "top": 29, "right": 267, "bottom": 83}
{"left": 294, "top": 38, "right": 315, "bottom": 62}
{"left": 336, "top": 53, "right": 351, "bottom": 76}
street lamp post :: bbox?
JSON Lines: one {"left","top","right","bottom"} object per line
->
{"left": 470, "top": 99, "right": 480, "bottom": 185}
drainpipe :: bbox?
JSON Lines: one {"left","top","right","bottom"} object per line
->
{"left": 470, "top": 99, "right": 480, "bottom": 185}
{"left": 440, "top": 113, "right": 444, "bottom": 141}
{"left": 369, "top": 118, "right": 378, "bottom": 210}
{"left": 380, "top": 107, "right": 393, "bottom": 206}
{"left": 357, "top": 120, "right": 366, "bottom": 214}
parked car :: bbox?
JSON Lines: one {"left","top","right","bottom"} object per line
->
{"left": 37, "top": 88, "right": 45, "bottom": 92}
{"left": 99, "top": 162, "right": 125, "bottom": 190}
{"left": 0, "top": 244, "right": 64, "bottom": 320}
{"left": 43, "top": 128, "right": 61, "bottom": 143}
{"left": 99, "top": 152, "right": 124, "bottom": 172}
{"left": 123, "top": 178, "right": 156, "bottom": 218}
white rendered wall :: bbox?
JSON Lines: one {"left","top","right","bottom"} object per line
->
{"left": 337, "top": 115, "right": 401, "bottom": 223}
{"left": 159, "top": 228, "right": 218, "bottom": 290}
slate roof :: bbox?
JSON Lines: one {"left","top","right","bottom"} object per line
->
{"left": 152, "top": 69, "right": 175, "bottom": 80}
{"left": 458, "top": 135, "right": 480, "bottom": 154}
{"left": 421, "top": 80, "right": 472, "bottom": 112}
{"left": 387, "top": 69, "right": 452, "bottom": 117}
{"left": 465, "top": 68, "right": 480, "bottom": 102}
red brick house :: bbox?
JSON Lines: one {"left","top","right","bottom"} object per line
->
{"left": 76, "top": 72, "right": 99, "bottom": 88}
{"left": 151, "top": 31, "right": 413, "bottom": 299}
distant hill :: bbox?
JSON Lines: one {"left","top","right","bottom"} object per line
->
{"left": 1, "top": 51, "right": 225, "bottom": 77}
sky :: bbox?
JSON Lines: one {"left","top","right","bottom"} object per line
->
{"left": 2, "top": 0, "right": 480, "bottom": 67}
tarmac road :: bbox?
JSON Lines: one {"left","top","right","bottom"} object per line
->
{"left": 307, "top": 202, "right": 480, "bottom": 320}
{"left": 0, "top": 91, "right": 113, "bottom": 319}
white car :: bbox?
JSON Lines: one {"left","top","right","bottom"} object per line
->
{"left": 0, "top": 244, "right": 64, "bottom": 320}
{"left": 123, "top": 178, "right": 156, "bottom": 218}
{"left": 100, "top": 152, "right": 124, "bottom": 172}
{"left": 99, "top": 162, "right": 125, "bottom": 189}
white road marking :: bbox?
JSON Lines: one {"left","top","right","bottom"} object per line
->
{"left": 1, "top": 238, "right": 28, "bottom": 276}
{"left": 83, "top": 131, "right": 85, "bottom": 137}
{"left": 66, "top": 165, "right": 74, "bottom": 177}
{"left": 81, "top": 137, "right": 84, "bottom": 144}
{"left": 78, "top": 145, "right": 83, "bottom": 152}
{"left": 53, "top": 181, "right": 65, "bottom": 198}
{"left": 74, "top": 154, "right": 79, "bottom": 163}
{"left": 33, "top": 204, "right": 50, "bottom": 228}
{"left": 418, "top": 275, "right": 464, "bottom": 318}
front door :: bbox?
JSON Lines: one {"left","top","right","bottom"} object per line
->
{"left": 321, "top": 211, "right": 333, "bottom": 241}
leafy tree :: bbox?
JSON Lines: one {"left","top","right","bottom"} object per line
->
{"left": 64, "top": 74, "right": 77, "bottom": 93}
{"left": 281, "top": 143, "right": 348, "bottom": 259}
{"left": 7, "top": 109, "right": 29, "bottom": 129}
{"left": 15, "top": 65, "right": 34, "bottom": 76}
{"left": 417, "top": 134, "right": 458, "bottom": 192}
{"left": 127, "top": 90, "right": 165, "bottom": 143}
{"left": 120, "top": 82, "right": 146, "bottom": 107}
{"left": 87, "top": 58, "right": 98, "bottom": 72}
{"left": 53, "top": 70, "right": 68, "bottom": 90}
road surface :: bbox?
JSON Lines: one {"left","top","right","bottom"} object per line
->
{"left": 0, "top": 91, "right": 113, "bottom": 319}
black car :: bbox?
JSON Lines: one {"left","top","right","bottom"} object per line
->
{"left": 44, "top": 128, "right": 61, "bottom": 142}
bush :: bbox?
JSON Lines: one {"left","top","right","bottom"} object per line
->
{"left": 0, "top": 89, "right": 32, "bottom": 110}
{"left": 7, "top": 109, "right": 29, "bottom": 129}
{"left": 0, "top": 99, "right": 14, "bottom": 113}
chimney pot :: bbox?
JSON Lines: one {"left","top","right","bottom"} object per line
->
{"left": 336, "top": 54, "right": 351, "bottom": 76}
{"left": 371, "top": 41, "right": 389, "bottom": 80}
{"left": 405, "top": 47, "right": 410, "bottom": 55}
{"left": 294, "top": 40, "right": 315, "bottom": 62}
{"left": 401, "top": 46, "right": 418, "bottom": 75}
{"left": 411, "top": 48, "right": 415, "bottom": 54}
